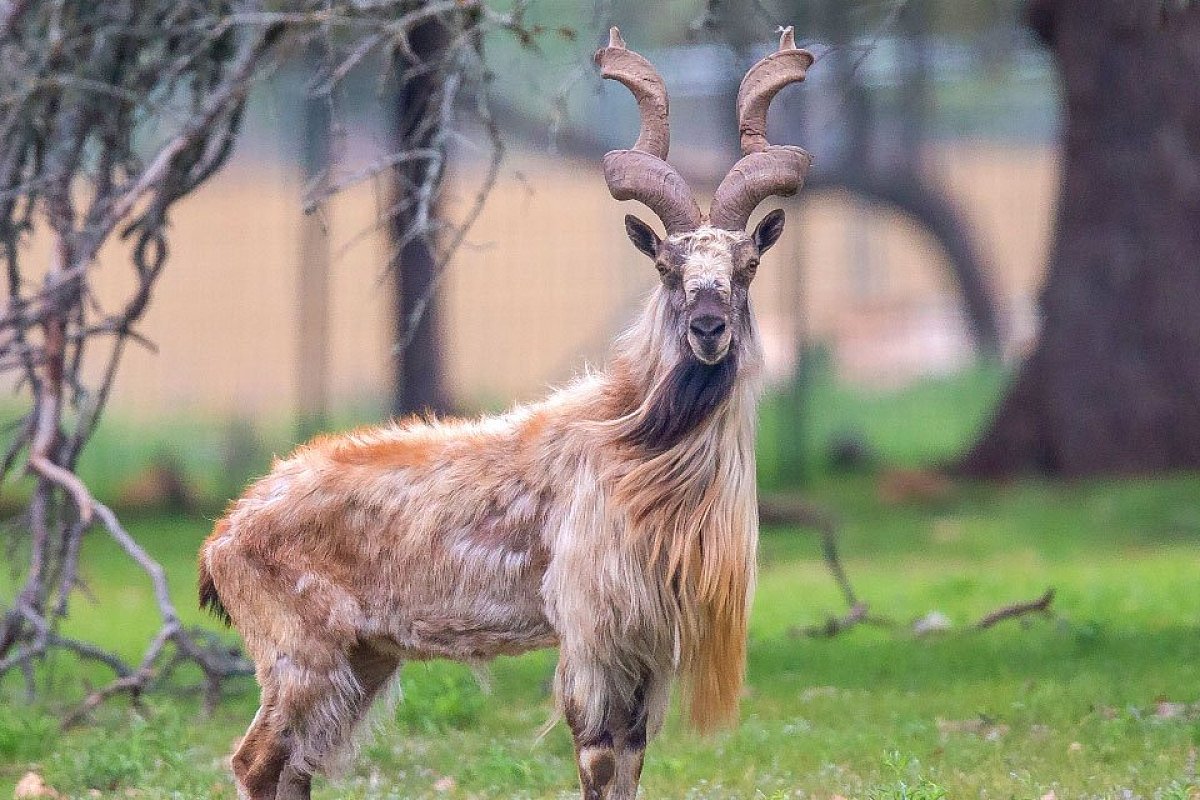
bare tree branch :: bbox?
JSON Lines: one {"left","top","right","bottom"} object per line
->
{"left": 975, "top": 588, "right": 1056, "bottom": 630}
{"left": 0, "top": 0, "right": 547, "bottom": 709}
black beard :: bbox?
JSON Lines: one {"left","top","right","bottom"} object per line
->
{"left": 623, "top": 349, "right": 739, "bottom": 453}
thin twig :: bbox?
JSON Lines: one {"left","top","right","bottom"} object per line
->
{"left": 975, "top": 588, "right": 1056, "bottom": 630}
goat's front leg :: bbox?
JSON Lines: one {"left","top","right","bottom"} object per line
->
{"left": 608, "top": 682, "right": 651, "bottom": 800}
{"left": 566, "top": 702, "right": 618, "bottom": 800}
{"left": 565, "top": 677, "right": 658, "bottom": 800}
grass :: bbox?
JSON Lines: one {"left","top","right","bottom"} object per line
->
{"left": 2, "top": 366, "right": 1200, "bottom": 798}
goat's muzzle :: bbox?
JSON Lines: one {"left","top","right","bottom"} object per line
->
{"left": 686, "top": 290, "right": 732, "bottom": 364}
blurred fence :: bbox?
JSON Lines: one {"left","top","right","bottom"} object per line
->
{"left": 3, "top": 141, "right": 1054, "bottom": 420}
{"left": 3, "top": 8, "right": 1062, "bottom": 421}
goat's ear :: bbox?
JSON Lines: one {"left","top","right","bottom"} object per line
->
{"left": 753, "top": 209, "right": 786, "bottom": 254}
{"left": 625, "top": 215, "right": 661, "bottom": 260}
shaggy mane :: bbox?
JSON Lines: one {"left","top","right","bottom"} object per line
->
{"left": 597, "top": 287, "right": 762, "bottom": 734}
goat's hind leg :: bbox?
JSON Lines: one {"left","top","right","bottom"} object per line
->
{"left": 230, "top": 677, "right": 315, "bottom": 800}
{"left": 270, "top": 641, "right": 402, "bottom": 799}
{"left": 262, "top": 652, "right": 364, "bottom": 799}
{"left": 231, "top": 689, "right": 290, "bottom": 800}
{"left": 273, "top": 766, "right": 312, "bottom": 800}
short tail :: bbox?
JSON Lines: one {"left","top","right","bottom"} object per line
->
{"left": 198, "top": 550, "right": 232, "bottom": 627}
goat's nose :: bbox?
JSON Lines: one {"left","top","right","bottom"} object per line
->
{"left": 689, "top": 315, "right": 727, "bottom": 338}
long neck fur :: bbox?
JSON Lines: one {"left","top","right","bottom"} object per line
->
{"left": 592, "top": 287, "right": 764, "bottom": 733}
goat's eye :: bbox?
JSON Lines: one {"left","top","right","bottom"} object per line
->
{"left": 745, "top": 258, "right": 759, "bottom": 273}
{"left": 656, "top": 263, "right": 671, "bottom": 277}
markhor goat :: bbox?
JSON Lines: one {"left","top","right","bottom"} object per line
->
{"left": 199, "top": 26, "right": 814, "bottom": 800}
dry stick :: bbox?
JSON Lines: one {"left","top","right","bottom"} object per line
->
{"left": 60, "top": 502, "right": 254, "bottom": 728}
{"left": 45, "top": 633, "right": 133, "bottom": 677}
{"left": 61, "top": 625, "right": 174, "bottom": 730}
{"left": 77, "top": 26, "right": 285, "bottom": 266}
{"left": 7, "top": 468, "right": 53, "bottom": 675}
{"left": 20, "top": 230, "right": 90, "bottom": 674}
{"left": 761, "top": 495, "right": 896, "bottom": 637}
{"left": 26, "top": 236, "right": 94, "bottom": 524}
{"left": 52, "top": 519, "right": 87, "bottom": 617}
{"left": 975, "top": 587, "right": 1056, "bottom": 630}
{"left": 760, "top": 495, "right": 858, "bottom": 607}
{"left": 396, "top": 45, "right": 506, "bottom": 351}
{"left": 304, "top": 147, "right": 440, "bottom": 213}
{"left": 0, "top": 604, "right": 45, "bottom": 675}
{"left": 0, "top": 412, "right": 32, "bottom": 488}
{"left": 798, "top": 602, "right": 870, "bottom": 638}
{"left": 796, "top": 601, "right": 897, "bottom": 639}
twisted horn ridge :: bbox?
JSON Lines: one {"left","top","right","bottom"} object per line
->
{"left": 595, "top": 26, "right": 670, "bottom": 159}
{"left": 735, "top": 26, "right": 814, "bottom": 156}
{"left": 603, "top": 150, "right": 703, "bottom": 236}
{"left": 709, "top": 147, "right": 813, "bottom": 231}
{"left": 709, "top": 26, "right": 814, "bottom": 232}
{"left": 596, "top": 27, "right": 701, "bottom": 235}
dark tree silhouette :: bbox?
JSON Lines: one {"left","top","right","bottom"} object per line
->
{"left": 391, "top": 19, "right": 452, "bottom": 417}
{"left": 963, "top": 0, "right": 1200, "bottom": 476}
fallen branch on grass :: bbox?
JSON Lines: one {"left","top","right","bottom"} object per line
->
{"left": 760, "top": 495, "right": 859, "bottom": 608}
{"left": 762, "top": 495, "right": 1058, "bottom": 640}
{"left": 761, "top": 495, "right": 897, "bottom": 638}
{"left": 0, "top": 0, "right": 543, "bottom": 717}
{"left": 974, "top": 587, "right": 1056, "bottom": 630}
{"left": 794, "top": 601, "right": 898, "bottom": 638}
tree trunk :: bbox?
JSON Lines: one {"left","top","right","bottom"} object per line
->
{"left": 962, "top": 0, "right": 1200, "bottom": 476}
{"left": 390, "top": 19, "right": 450, "bottom": 417}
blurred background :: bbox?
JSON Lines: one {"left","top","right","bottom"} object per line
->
{"left": 9, "top": 0, "right": 1063, "bottom": 505}
{"left": 4, "top": 3, "right": 1200, "bottom": 797}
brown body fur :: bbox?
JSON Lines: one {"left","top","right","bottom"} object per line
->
{"left": 200, "top": 270, "right": 765, "bottom": 798}
{"left": 200, "top": 25, "right": 811, "bottom": 799}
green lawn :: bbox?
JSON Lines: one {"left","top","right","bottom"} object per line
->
{"left": 2, "top": 369, "right": 1200, "bottom": 798}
